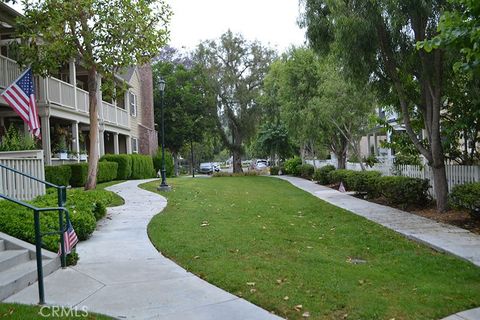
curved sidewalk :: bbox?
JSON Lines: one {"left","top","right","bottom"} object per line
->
{"left": 6, "top": 179, "right": 281, "bottom": 320}
{"left": 276, "top": 176, "right": 480, "bottom": 320}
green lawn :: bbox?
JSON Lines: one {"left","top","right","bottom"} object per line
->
{"left": 0, "top": 303, "right": 112, "bottom": 319}
{"left": 143, "top": 176, "right": 480, "bottom": 320}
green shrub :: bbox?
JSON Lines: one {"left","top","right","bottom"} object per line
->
{"left": 153, "top": 149, "right": 174, "bottom": 177}
{"left": 450, "top": 182, "right": 480, "bottom": 213}
{"left": 68, "top": 163, "right": 89, "bottom": 187}
{"left": 298, "top": 164, "right": 315, "bottom": 179}
{"left": 377, "top": 176, "right": 430, "bottom": 209}
{"left": 313, "top": 165, "right": 336, "bottom": 184}
{"left": 284, "top": 157, "right": 303, "bottom": 176}
{"left": 0, "top": 188, "right": 119, "bottom": 253}
{"left": 45, "top": 165, "right": 71, "bottom": 186}
{"left": 131, "top": 154, "right": 156, "bottom": 179}
{"left": 100, "top": 154, "right": 132, "bottom": 179}
{"left": 328, "top": 169, "right": 355, "bottom": 187}
{"left": 67, "top": 162, "right": 118, "bottom": 186}
{"left": 270, "top": 166, "right": 280, "bottom": 175}
{"left": 97, "top": 162, "right": 118, "bottom": 183}
{"left": 346, "top": 171, "right": 382, "bottom": 197}
{"left": 93, "top": 202, "right": 107, "bottom": 221}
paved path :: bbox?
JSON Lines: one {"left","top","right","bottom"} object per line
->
{"left": 6, "top": 179, "right": 281, "bottom": 320}
{"left": 276, "top": 176, "right": 480, "bottom": 320}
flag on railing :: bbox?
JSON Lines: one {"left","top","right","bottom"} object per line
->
{"left": 59, "top": 220, "right": 79, "bottom": 255}
{"left": 0, "top": 68, "right": 41, "bottom": 139}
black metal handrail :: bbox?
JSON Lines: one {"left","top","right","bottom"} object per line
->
{"left": 0, "top": 163, "right": 70, "bottom": 305}
{"left": 0, "top": 193, "right": 69, "bottom": 305}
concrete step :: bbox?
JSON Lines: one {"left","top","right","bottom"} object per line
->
{"left": 0, "top": 250, "right": 30, "bottom": 272}
{"left": 0, "top": 257, "right": 60, "bottom": 301}
{"left": 0, "top": 240, "right": 4, "bottom": 252}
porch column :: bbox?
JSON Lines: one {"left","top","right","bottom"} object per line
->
{"left": 69, "top": 59, "right": 78, "bottom": 110}
{"left": 386, "top": 129, "right": 393, "bottom": 161}
{"left": 126, "top": 135, "right": 132, "bottom": 154}
{"left": 72, "top": 121, "right": 80, "bottom": 162}
{"left": 373, "top": 132, "right": 378, "bottom": 156}
{"left": 99, "top": 127, "right": 105, "bottom": 157}
{"left": 41, "top": 116, "right": 52, "bottom": 165}
{"left": 367, "top": 134, "right": 371, "bottom": 155}
{"left": 113, "top": 133, "right": 119, "bottom": 154}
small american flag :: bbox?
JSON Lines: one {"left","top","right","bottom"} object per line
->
{"left": 59, "top": 220, "right": 79, "bottom": 255}
{"left": 338, "top": 181, "right": 346, "bottom": 193}
{"left": 1, "top": 68, "right": 41, "bottom": 138}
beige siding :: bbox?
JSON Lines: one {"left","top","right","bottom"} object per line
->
{"left": 128, "top": 68, "right": 142, "bottom": 139}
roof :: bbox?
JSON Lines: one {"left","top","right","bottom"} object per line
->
{"left": 0, "top": 2, "right": 21, "bottom": 31}
{"left": 119, "top": 66, "right": 137, "bottom": 82}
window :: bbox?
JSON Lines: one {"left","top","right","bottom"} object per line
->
{"left": 129, "top": 92, "right": 137, "bottom": 117}
{"left": 131, "top": 137, "right": 138, "bottom": 154}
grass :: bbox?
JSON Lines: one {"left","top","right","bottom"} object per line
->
{"left": 0, "top": 303, "right": 112, "bottom": 319}
{"left": 143, "top": 176, "right": 480, "bottom": 320}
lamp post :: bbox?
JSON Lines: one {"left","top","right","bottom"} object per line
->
{"left": 157, "top": 78, "right": 171, "bottom": 191}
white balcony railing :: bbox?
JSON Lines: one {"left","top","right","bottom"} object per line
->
{"left": 0, "top": 55, "right": 21, "bottom": 89}
{"left": 1, "top": 54, "right": 129, "bottom": 129}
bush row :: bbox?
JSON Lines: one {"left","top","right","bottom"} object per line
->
{"left": 152, "top": 149, "right": 174, "bottom": 177}
{"left": 45, "top": 153, "right": 157, "bottom": 187}
{"left": 0, "top": 188, "right": 119, "bottom": 253}
{"left": 450, "top": 182, "right": 480, "bottom": 214}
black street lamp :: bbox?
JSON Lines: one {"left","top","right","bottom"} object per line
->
{"left": 157, "top": 78, "right": 171, "bottom": 191}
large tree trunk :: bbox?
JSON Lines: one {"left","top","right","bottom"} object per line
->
{"left": 232, "top": 148, "right": 243, "bottom": 173}
{"left": 85, "top": 66, "right": 99, "bottom": 190}
{"left": 432, "top": 162, "right": 449, "bottom": 212}
{"left": 336, "top": 152, "right": 347, "bottom": 170}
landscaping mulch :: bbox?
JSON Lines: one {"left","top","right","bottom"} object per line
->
{"left": 411, "top": 207, "right": 480, "bottom": 235}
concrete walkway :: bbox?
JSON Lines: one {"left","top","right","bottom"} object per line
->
{"left": 6, "top": 179, "right": 281, "bottom": 320}
{"left": 276, "top": 176, "right": 480, "bottom": 320}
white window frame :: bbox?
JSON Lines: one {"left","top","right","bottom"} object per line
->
{"left": 132, "top": 137, "right": 139, "bottom": 154}
{"left": 129, "top": 92, "right": 137, "bottom": 117}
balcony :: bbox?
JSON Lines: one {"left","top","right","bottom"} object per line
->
{"left": 0, "top": 54, "right": 130, "bottom": 129}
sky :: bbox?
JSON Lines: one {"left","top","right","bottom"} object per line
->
{"left": 7, "top": 0, "right": 307, "bottom": 53}
{"left": 167, "top": 0, "right": 307, "bottom": 53}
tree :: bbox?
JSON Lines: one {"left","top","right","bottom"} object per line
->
{"left": 419, "top": 0, "right": 480, "bottom": 74}
{"left": 300, "top": 0, "right": 452, "bottom": 211}
{"left": 250, "top": 122, "right": 294, "bottom": 164}
{"left": 16, "top": 0, "right": 170, "bottom": 189}
{"left": 195, "top": 31, "right": 276, "bottom": 173}
{"left": 153, "top": 48, "right": 216, "bottom": 175}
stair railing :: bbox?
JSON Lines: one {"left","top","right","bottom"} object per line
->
{"left": 0, "top": 163, "right": 70, "bottom": 305}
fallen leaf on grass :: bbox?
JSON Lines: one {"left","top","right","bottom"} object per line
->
{"left": 283, "top": 296, "right": 289, "bottom": 301}
{"left": 302, "top": 311, "right": 310, "bottom": 318}
{"left": 200, "top": 221, "right": 209, "bottom": 227}
{"left": 250, "top": 288, "right": 257, "bottom": 293}
{"left": 306, "top": 246, "right": 313, "bottom": 249}
{"left": 246, "top": 282, "right": 256, "bottom": 286}
{"left": 193, "top": 256, "right": 200, "bottom": 259}
{"left": 294, "top": 304, "right": 303, "bottom": 312}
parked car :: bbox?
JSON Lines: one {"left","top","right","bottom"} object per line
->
{"left": 250, "top": 159, "right": 268, "bottom": 171}
{"left": 199, "top": 162, "right": 221, "bottom": 174}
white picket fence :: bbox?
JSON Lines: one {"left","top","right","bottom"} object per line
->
{"left": 0, "top": 150, "right": 46, "bottom": 201}
{"left": 306, "top": 159, "right": 480, "bottom": 198}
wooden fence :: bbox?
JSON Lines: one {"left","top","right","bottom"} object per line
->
{"left": 307, "top": 159, "right": 480, "bottom": 198}
{"left": 0, "top": 150, "right": 46, "bottom": 201}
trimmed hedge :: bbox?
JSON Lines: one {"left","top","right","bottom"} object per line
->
{"left": 328, "top": 169, "right": 357, "bottom": 189}
{"left": 97, "top": 162, "right": 118, "bottom": 183}
{"left": 153, "top": 149, "right": 174, "bottom": 177}
{"left": 450, "top": 182, "right": 480, "bottom": 213}
{"left": 68, "top": 163, "right": 89, "bottom": 187}
{"left": 100, "top": 154, "right": 132, "bottom": 179}
{"left": 45, "top": 165, "right": 71, "bottom": 186}
{"left": 284, "top": 157, "right": 302, "bottom": 176}
{"left": 313, "top": 165, "right": 336, "bottom": 184}
{"left": 346, "top": 171, "right": 382, "bottom": 197}
{"left": 298, "top": 164, "right": 315, "bottom": 179}
{"left": 131, "top": 154, "right": 156, "bottom": 179}
{"left": 0, "top": 188, "right": 119, "bottom": 253}
{"left": 67, "top": 162, "right": 118, "bottom": 187}
{"left": 377, "top": 176, "right": 430, "bottom": 208}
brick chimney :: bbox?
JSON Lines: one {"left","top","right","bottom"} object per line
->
{"left": 138, "top": 63, "right": 158, "bottom": 155}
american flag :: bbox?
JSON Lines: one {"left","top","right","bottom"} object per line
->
{"left": 59, "top": 220, "right": 79, "bottom": 255}
{"left": 1, "top": 68, "right": 41, "bottom": 138}
{"left": 338, "top": 181, "right": 346, "bottom": 193}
